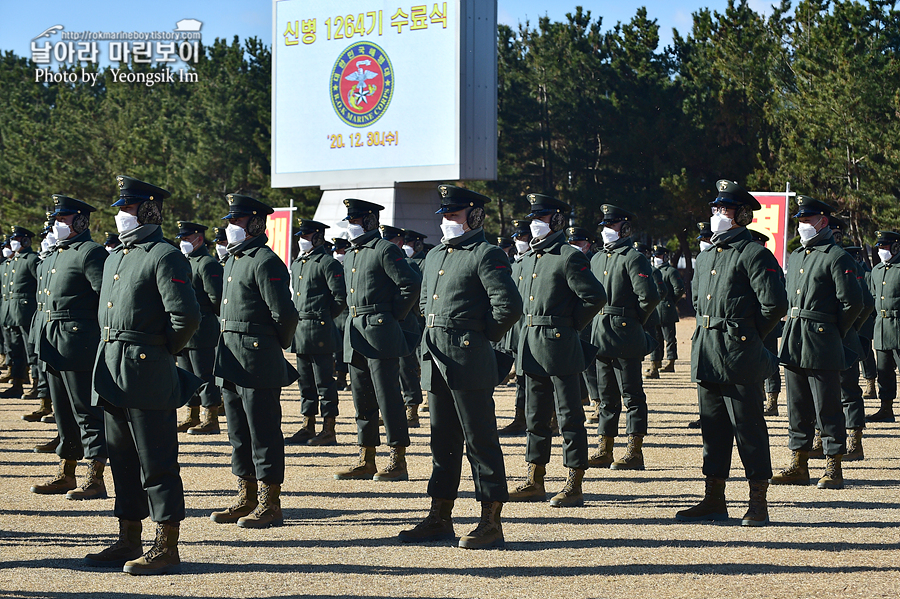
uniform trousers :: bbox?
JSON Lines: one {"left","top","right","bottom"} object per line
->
{"left": 50, "top": 368, "right": 106, "bottom": 461}
{"left": 860, "top": 337, "right": 876, "bottom": 380}
{"left": 596, "top": 356, "right": 648, "bottom": 436}
{"left": 582, "top": 357, "right": 600, "bottom": 401}
{"left": 222, "top": 382, "right": 284, "bottom": 484}
{"left": 348, "top": 352, "right": 409, "bottom": 448}
{"left": 399, "top": 351, "right": 423, "bottom": 407}
{"left": 785, "top": 368, "right": 846, "bottom": 455}
{"left": 524, "top": 372, "right": 588, "bottom": 469}
{"left": 875, "top": 349, "right": 900, "bottom": 401}
{"left": 763, "top": 332, "right": 781, "bottom": 395}
{"left": 650, "top": 323, "right": 678, "bottom": 362}
{"left": 697, "top": 381, "right": 772, "bottom": 480}
{"left": 426, "top": 357, "right": 508, "bottom": 503}
{"left": 7, "top": 323, "right": 35, "bottom": 379}
{"left": 839, "top": 360, "right": 866, "bottom": 429}
{"left": 177, "top": 347, "right": 220, "bottom": 408}
{"left": 295, "top": 352, "right": 338, "bottom": 418}
{"left": 103, "top": 402, "right": 184, "bottom": 523}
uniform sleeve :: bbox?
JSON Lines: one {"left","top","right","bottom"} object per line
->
{"left": 381, "top": 242, "right": 421, "bottom": 321}
{"left": 479, "top": 246, "right": 524, "bottom": 342}
{"left": 743, "top": 247, "right": 788, "bottom": 339}
{"left": 854, "top": 266, "right": 875, "bottom": 330}
{"left": 670, "top": 267, "right": 686, "bottom": 300}
{"left": 256, "top": 254, "right": 300, "bottom": 349}
{"left": 201, "top": 258, "right": 224, "bottom": 315}
{"left": 27, "top": 253, "right": 39, "bottom": 280}
{"left": 833, "top": 251, "right": 864, "bottom": 337}
{"left": 631, "top": 253, "right": 661, "bottom": 324}
{"left": 566, "top": 250, "right": 606, "bottom": 331}
{"left": 653, "top": 269, "right": 668, "bottom": 302}
{"left": 156, "top": 251, "right": 201, "bottom": 354}
{"left": 419, "top": 254, "right": 430, "bottom": 318}
{"left": 83, "top": 245, "right": 108, "bottom": 296}
{"left": 324, "top": 257, "right": 347, "bottom": 319}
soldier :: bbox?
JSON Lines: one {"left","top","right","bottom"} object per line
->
{"left": 568, "top": 226, "right": 602, "bottom": 423}
{"left": 588, "top": 205, "right": 660, "bottom": 470}
{"left": 747, "top": 230, "right": 786, "bottom": 417}
{"left": 675, "top": 180, "right": 787, "bottom": 526}
{"left": 0, "top": 238, "right": 13, "bottom": 376}
{"left": 284, "top": 219, "right": 346, "bottom": 446}
{"left": 212, "top": 227, "right": 229, "bottom": 263}
{"left": 771, "top": 197, "right": 862, "bottom": 490}
{"left": 331, "top": 237, "right": 351, "bottom": 391}
{"left": 398, "top": 185, "right": 522, "bottom": 548}
{"left": 333, "top": 199, "right": 420, "bottom": 482}
{"left": 636, "top": 242, "right": 667, "bottom": 380}
{"left": 85, "top": 175, "right": 201, "bottom": 574}
{"left": 381, "top": 224, "right": 424, "bottom": 427}
{"left": 210, "top": 194, "right": 299, "bottom": 528}
{"left": 497, "top": 236, "right": 514, "bottom": 262}
{"left": 507, "top": 195, "right": 606, "bottom": 508}
{"left": 30, "top": 195, "right": 108, "bottom": 500}
{"left": 0, "top": 227, "right": 40, "bottom": 400}
{"left": 866, "top": 230, "right": 900, "bottom": 422}
{"left": 103, "top": 232, "right": 122, "bottom": 253}
{"left": 650, "top": 244, "right": 685, "bottom": 373}
{"left": 174, "top": 222, "right": 224, "bottom": 435}
{"left": 21, "top": 220, "right": 55, "bottom": 423}
{"left": 688, "top": 223, "right": 716, "bottom": 430}
{"left": 845, "top": 246, "right": 878, "bottom": 402}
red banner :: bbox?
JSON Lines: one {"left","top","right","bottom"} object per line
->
{"left": 266, "top": 209, "right": 293, "bottom": 267}
{"left": 748, "top": 192, "right": 791, "bottom": 268}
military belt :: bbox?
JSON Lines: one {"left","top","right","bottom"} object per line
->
{"left": 879, "top": 309, "right": 900, "bottom": 319}
{"left": 788, "top": 307, "right": 838, "bottom": 323}
{"left": 425, "top": 314, "right": 485, "bottom": 331}
{"left": 220, "top": 320, "right": 277, "bottom": 336}
{"left": 47, "top": 309, "right": 98, "bottom": 322}
{"left": 698, "top": 315, "right": 753, "bottom": 330}
{"left": 524, "top": 314, "right": 573, "bottom": 327}
{"left": 102, "top": 327, "right": 166, "bottom": 345}
{"left": 349, "top": 303, "right": 392, "bottom": 317}
{"left": 600, "top": 306, "right": 638, "bottom": 319}
{"left": 9, "top": 293, "right": 31, "bottom": 299}
{"left": 296, "top": 311, "right": 325, "bottom": 320}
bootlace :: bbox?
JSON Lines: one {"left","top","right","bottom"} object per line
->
{"left": 249, "top": 485, "right": 271, "bottom": 517}
{"left": 468, "top": 504, "right": 496, "bottom": 536}
{"left": 142, "top": 526, "right": 168, "bottom": 561}
{"left": 824, "top": 456, "right": 840, "bottom": 477}
{"left": 228, "top": 479, "right": 254, "bottom": 511}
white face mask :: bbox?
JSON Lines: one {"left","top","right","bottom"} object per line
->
{"left": 878, "top": 248, "right": 894, "bottom": 263}
{"left": 530, "top": 219, "right": 551, "bottom": 241}
{"left": 52, "top": 222, "right": 71, "bottom": 240}
{"left": 115, "top": 210, "right": 140, "bottom": 234}
{"left": 798, "top": 221, "right": 820, "bottom": 242}
{"left": 402, "top": 244, "right": 415, "bottom": 258}
{"left": 106, "top": 246, "right": 116, "bottom": 254}
{"left": 652, "top": 257, "right": 664, "bottom": 268}
{"left": 514, "top": 239, "right": 530, "bottom": 254}
{"left": 297, "top": 237, "right": 314, "bottom": 252}
{"left": 40, "top": 239, "right": 50, "bottom": 253}
{"left": 216, "top": 244, "right": 229, "bottom": 259}
{"left": 601, "top": 227, "right": 619, "bottom": 244}
{"left": 347, "top": 223, "right": 366, "bottom": 239}
{"left": 9, "top": 240, "right": 21, "bottom": 252}
{"left": 699, "top": 240, "right": 713, "bottom": 252}
{"left": 2, "top": 248, "right": 11, "bottom": 258}
{"left": 179, "top": 240, "right": 195, "bottom": 255}
{"left": 333, "top": 252, "right": 345, "bottom": 263}
{"left": 710, "top": 213, "right": 734, "bottom": 233}
{"left": 225, "top": 223, "right": 246, "bottom": 244}
{"left": 440, "top": 218, "right": 466, "bottom": 240}
{"left": 46, "top": 231, "right": 57, "bottom": 245}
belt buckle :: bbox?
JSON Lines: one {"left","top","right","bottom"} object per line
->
{"left": 350, "top": 306, "right": 358, "bottom": 318}
{"left": 790, "top": 306, "right": 800, "bottom": 319}
{"left": 702, "top": 315, "right": 711, "bottom": 329}
{"left": 882, "top": 309, "right": 889, "bottom": 318}
{"left": 527, "top": 314, "right": 534, "bottom": 327}
{"left": 46, "top": 310, "right": 52, "bottom": 323}
{"left": 103, "top": 326, "right": 111, "bottom": 343}
{"left": 427, "top": 313, "right": 436, "bottom": 328}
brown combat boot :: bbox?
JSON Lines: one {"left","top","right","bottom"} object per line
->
{"left": 307, "top": 416, "right": 337, "bottom": 446}
{"left": 862, "top": 378, "right": 877, "bottom": 399}
{"left": 498, "top": 407, "right": 526, "bottom": 436}
{"left": 84, "top": 519, "right": 143, "bottom": 567}
{"left": 645, "top": 361, "right": 661, "bottom": 379}
{"left": 31, "top": 459, "right": 77, "bottom": 494}
{"left": 610, "top": 434, "right": 645, "bottom": 470}
{"left": 398, "top": 498, "right": 455, "bottom": 543}
{"left": 508, "top": 463, "right": 546, "bottom": 502}
{"left": 406, "top": 405, "right": 420, "bottom": 428}
{"left": 550, "top": 468, "right": 585, "bottom": 508}
{"left": 21, "top": 378, "right": 40, "bottom": 399}
{"left": 22, "top": 396, "right": 52, "bottom": 422}
{"left": 334, "top": 446, "right": 377, "bottom": 480}
{"left": 175, "top": 406, "right": 200, "bottom": 432}
{"left": 419, "top": 396, "right": 429, "bottom": 413}
{"left": 285, "top": 414, "right": 316, "bottom": 445}
{"left": 238, "top": 482, "right": 283, "bottom": 528}
{"left": 808, "top": 429, "right": 824, "bottom": 459}
{"left": 587, "top": 435, "right": 615, "bottom": 469}
{"left": 675, "top": 477, "right": 728, "bottom": 522}
{"left": 0, "top": 378, "right": 26, "bottom": 399}
{"left": 763, "top": 392, "right": 779, "bottom": 416}
{"left": 33, "top": 435, "right": 60, "bottom": 453}
{"left": 587, "top": 400, "right": 599, "bottom": 424}
{"left": 40, "top": 408, "right": 55, "bottom": 424}
{"left": 741, "top": 480, "right": 769, "bottom": 527}
{"left": 845, "top": 428, "right": 864, "bottom": 461}
{"left": 210, "top": 478, "right": 258, "bottom": 523}
{"left": 661, "top": 359, "right": 676, "bottom": 373}
{"left": 187, "top": 406, "right": 220, "bottom": 435}
{"left": 66, "top": 460, "right": 107, "bottom": 500}
{"left": 374, "top": 446, "right": 408, "bottom": 481}
{"left": 0, "top": 370, "right": 15, "bottom": 384}
{"left": 866, "top": 399, "right": 894, "bottom": 423}
{"left": 770, "top": 450, "right": 810, "bottom": 485}
{"left": 817, "top": 454, "right": 844, "bottom": 489}
{"left": 123, "top": 522, "right": 181, "bottom": 575}
{"left": 458, "top": 501, "right": 504, "bottom": 549}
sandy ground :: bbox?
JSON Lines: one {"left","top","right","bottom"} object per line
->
{"left": 1, "top": 317, "right": 899, "bottom": 599}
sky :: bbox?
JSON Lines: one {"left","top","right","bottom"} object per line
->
{"left": 1, "top": 0, "right": 777, "bottom": 60}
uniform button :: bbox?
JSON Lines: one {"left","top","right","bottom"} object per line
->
{"left": 352, "top": 268, "right": 356, "bottom": 272}
{"left": 555, "top": 332, "right": 561, "bottom": 338}
{"left": 711, "top": 269, "right": 716, "bottom": 275}
{"left": 107, "top": 302, "right": 112, "bottom": 308}
{"left": 529, "top": 296, "right": 534, "bottom": 301}
{"left": 463, "top": 340, "right": 470, "bottom": 346}
{"left": 439, "top": 270, "right": 444, "bottom": 275}
{"left": 318, "top": 341, "right": 324, "bottom": 347}
{"left": 378, "top": 318, "right": 383, "bottom": 323}
{"left": 796, "top": 289, "right": 801, "bottom": 294}
{"left": 883, "top": 281, "right": 887, "bottom": 285}
{"left": 433, "top": 294, "right": 439, "bottom": 300}
{"left": 72, "top": 327, "right": 77, "bottom": 331}
{"left": 354, "top": 249, "right": 359, "bottom": 253}
{"left": 320, "top": 321, "right": 325, "bottom": 325}
{"left": 717, "top": 248, "right": 722, "bottom": 252}
{"left": 113, "top": 274, "right": 119, "bottom": 280}
{"left": 253, "top": 342, "right": 259, "bottom": 348}
{"left": 818, "top": 327, "right": 824, "bottom": 332}
{"left": 223, "top": 298, "right": 228, "bottom": 304}
{"left": 532, "top": 273, "right": 537, "bottom": 278}
{"left": 227, "top": 277, "right": 232, "bottom": 282}
{"left": 806, "top": 250, "right": 811, "bottom": 254}
{"left": 800, "top": 269, "right": 804, "bottom": 273}
{"left": 519, "top": 276, "right": 523, "bottom": 280}
{"left": 603, "top": 271, "right": 608, "bottom": 276}
{"left": 297, "top": 292, "right": 301, "bottom": 296}
{"left": 350, "top": 288, "right": 355, "bottom": 293}
{"left": 448, "top": 248, "right": 454, "bottom": 253}
{"left": 51, "top": 269, "right": 56, "bottom": 273}
{"left": 621, "top": 322, "right": 627, "bottom": 327}
{"left": 123, "top": 249, "right": 129, "bottom": 254}
{"left": 298, "top": 276, "right": 302, "bottom": 280}
{"left": 882, "top": 296, "right": 885, "bottom": 300}
{"left": 741, "top": 336, "right": 746, "bottom": 341}
{"left": 302, "top": 260, "right": 306, "bottom": 264}
{"left": 139, "top": 353, "right": 146, "bottom": 359}
{"left": 706, "top": 294, "right": 711, "bottom": 300}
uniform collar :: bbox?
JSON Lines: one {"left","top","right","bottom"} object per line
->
{"left": 528, "top": 230, "right": 565, "bottom": 253}
{"left": 439, "top": 228, "right": 485, "bottom": 250}
{"left": 56, "top": 228, "right": 93, "bottom": 249}
{"left": 229, "top": 233, "right": 268, "bottom": 256}
{"left": 188, "top": 244, "right": 211, "bottom": 259}
{"left": 120, "top": 224, "right": 161, "bottom": 248}
{"left": 350, "top": 230, "right": 381, "bottom": 248}
{"left": 711, "top": 226, "right": 748, "bottom": 247}
{"left": 298, "top": 245, "right": 327, "bottom": 260}
{"left": 603, "top": 235, "right": 633, "bottom": 255}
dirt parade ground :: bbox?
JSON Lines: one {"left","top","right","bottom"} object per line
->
{"left": 1, "top": 318, "right": 899, "bottom": 599}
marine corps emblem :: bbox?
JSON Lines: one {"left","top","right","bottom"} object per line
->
{"left": 330, "top": 42, "right": 394, "bottom": 128}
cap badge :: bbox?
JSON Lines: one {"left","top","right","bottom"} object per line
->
{"left": 719, "top": 181, "right": 729, "bottom": 191}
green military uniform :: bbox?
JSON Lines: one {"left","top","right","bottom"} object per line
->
{"left": 638, "top": 243, "right": 667, "bottom": 379}
{"left": 331, "top": 238, "right": 351, "bottom": 386}
{"left": 567, "top": 227, "right": 602, "bottom": 406}
{"left": 846, "top": 247, "right": 877, "bottom": 384}
{"left": 869, "top": 231, "right": 900, "bottom": 420}
{"left": 3, "top": 228, "right": 40, "bottom": 392}
{"left": 498, "top": 221, "right": 532, "bottom": 435}
{"left": 650, "top": 246, "right": 685, "bottom": 364}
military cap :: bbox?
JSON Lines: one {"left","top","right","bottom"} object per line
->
{"left": 10, "top": 226, "right": 34, "bottom": 239}
{"left": 826, "top": 214, "right": 847, "bottom": 230}
{"left": 525, "top": 193, "right": 569, "bottom": 218}
{"left": 651, "top": 244, "right": 669, "bottom": 256}
{"left": 104, "top": 232, "right": 121, "bottom": 247}
{"left": 175, "top": 221, "right": 208, "bottom": 239}
{"left": 844, "top": 246, "right": 865, "bottom": 259}
{"left": 566, "top": 226, "right": 594, "bottom": 243}
{"left": 598, "top": 204, "right": 636, "bottom": 226}
{"left": 295, "top": 219, "right": 329, "bottom": 235}
{"left": 710, "top": 180, "right": 761, "bottom": 210}
{"left": 112, "top": 175, "right": 171, "bottom": 206}
{"left": 510, "top": 219, "right": 531, "bottom": 239}
{"left": 332, "top": 237, "right": 352, "bottom": 251}
{"left": 423, "top": 242, "right": 436, "bottom": 253}
{"left": 342, "top": 198, "right": 384, "bottom": 220}
{"left": 696, "top": 221, "right": 712, "bottom": 241}
{"left": 380, "top": 224, "right": 404, "bottom": 240}
{"left": 750, "top": 229, "right": 770, "bottom": 243}
{"left": 403, "top": 229, "right": 427, "bottom": 243}
{"left": 875, "top": 230, "right": 900, "bottom": 247}
{"left": 435, "top": 185, "right": 490, "bottom": 214}
{"left": 213, "top": 227, "right": 227, "bottom": 243}
{"left": 633, "top": 241, "right": 650, "bottom": 254}
{"left": 222, "top": 193, "right": 274, "bottom": 220}
{"left": 793, "top": 196, "right": 832, "bottom": 219}
{"left": 497, "top": 236, "right": 513, "bottom": 249}
{"left": 50, "top": 194, "right": 96, "bottom": 217}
